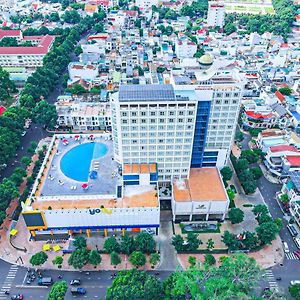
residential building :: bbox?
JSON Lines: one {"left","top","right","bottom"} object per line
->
{"left": 207, "top": 1, "right": 225, "bottom": 28}
{"left": 135, "top": 0, "right": 159, "bottom": 10}
{"left": 55, "top": 96, "right": 112, "bottom": 131}
{"left": 175, "top": 40, "right": 197, "bottom": 58}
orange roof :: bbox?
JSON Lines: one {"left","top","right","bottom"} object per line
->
{"left": 270, "top": 145, "right": 299, "bottom": 153}
{"left": 140, "top": 164, "right": 148, "bottom": 174}
{"left": 173, "top": 168, "right": 228, "bottom": 202}
{"left": 260, "top": 130, "right": 284, "bottom": 137}
{"left": 286, "top": 156, "right": 300, "bottom": 167}
{"left": 275, "top": 90, "right": 285, "bottom": 102}
{"left": 149, "top": 163, "right": 157, "bottom": 173}
{"left": 123, "top": 163, "right": 157, "bottom": 174}
{"left": 132, "top": 164, "right": 139, "bottom": 173}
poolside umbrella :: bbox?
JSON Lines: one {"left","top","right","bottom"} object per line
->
{"left": 82, "top": 183, "right": 88, "bottom": 189}
{"left": 74, "top": 135, "right": 80, "bottom": 140}
{"left": 62, "top": 138, "right": 68, "bottom": 143}
{"left": 89, "top": 134, "right": 94, "bottom": 139}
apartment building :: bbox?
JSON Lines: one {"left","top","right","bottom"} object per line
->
{"left": 207, "top": 1, "right": 225, "bottom": 28}
{"left": 175, "top": 40, "right": 197, "bottom": 58}
{"left": 110, "top": 66, "right": 243, "bottom": 182}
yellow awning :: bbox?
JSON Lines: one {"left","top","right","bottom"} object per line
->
{"left": 53, "top": 245, "right": 61, "bottom": 252}
{"left": 43, "top": 244, "right": 51, "bottom": 251}
{"left": 10, "top": 229, "right": 18, "bottom": 236}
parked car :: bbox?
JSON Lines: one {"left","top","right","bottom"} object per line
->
{"left": 71, "top": 287, "right": 86, "bottom": 295}
{"left": 21, "top": 131, "right": 26, "bottom": 137}
{"left": 287, "top": 225, "right": 298, "bottom": 237}
{"left": 145, "top": 228, "right": 155, "bottom": 235}
{"left": 11, "top": 295, "right": 23, "bottom": 300}
{"left": 294, "top": 250, "right": 300, "bottom": 259}
{"left": 283, "top": 241, "right": 289, "bottom": 253}
{"left": 291, "top": 280, "right": 300, "bottom": 286}
{"left": 294, "top": 237, "right": 300, "bottom": 249}
{"left": 70, "top": 279, "right": 81, "bottom": 286}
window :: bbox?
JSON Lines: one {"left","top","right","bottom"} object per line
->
{"left": 179, "top": 111, "right": 184, "bottom": 115}
{"left": 141, "top": 112, "right": 146, "bottom": 116}
{"left": 150, "top": 119, "right": 156, "bottom": 123}
{"left": 159, "top": 119, "right": 165, "bottom": 123}
{"left": 169, "top": 119, "right": 174, "bottom": 123}
{"left": 160, "top": 111, "right": 165, "bottom": 116}
{"left": 188, "top": 111, "right": 194, "bottom": 115}
{"left": 225, "top": 93, "right": 230, "bottom": 97}
{"left": 216, "top": 100, "right": 221, "bottom": 104}
{"left": 169, "top": 111, "right": 175, "bottom": 116}
{"left": 234, "top": 92, "right": 239, "bottom": 97}
{"left": 178, "top": 119, "right": 183, "bottom": 123}
{"left": 132, "top": 119, "right": 137, "bottom": 124}
{"left": 122, "top": 112, "right": 127, "bottom": 117}
{"left": 131, "top": 112, "right": 137, "bottom": 116}
{"left": 122, "top": 120, "right": 128, "bottom": 124}
{"left": 151, "top": 112, "right": 156, "bottom": 116}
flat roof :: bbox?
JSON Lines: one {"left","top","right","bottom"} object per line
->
{"left": 173, "top": 168, "right": 228, "bottom": 202}
{"left": 119, "top": 84, "right": 176, "bottom": 102}
{"left": 123, "top": 163, "right": 157, "bottom": 174}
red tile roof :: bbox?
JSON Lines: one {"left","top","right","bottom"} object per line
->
{"left": 0, "top": 35, "right": 54, "bottom": 55}
{"left": 286, "top": 156, "right": 300, "bottom": 166}
{"left": 270, "top": 145, "right": 299, "bottom": 153}
{"left": 0, "top": 106, "right": 6, "bottom": 116}
{"left": 246, "top": 111, "right": 274, "bottom": 119}
{"left": 275, "top": 90, "right": 285, "bottom": 102}
{"left": 0, "top": 29, "right": 21, "bottom": 41}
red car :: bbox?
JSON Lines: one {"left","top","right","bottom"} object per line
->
{"left": 11, "top": 294, "right": 23, "bottom": 300}
{"left": 294, "top": 250, "right": 300, "bottom": 259}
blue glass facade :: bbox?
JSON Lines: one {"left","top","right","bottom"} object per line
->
{"left": 191, "top": 101, "right": 211, "bottom": 168}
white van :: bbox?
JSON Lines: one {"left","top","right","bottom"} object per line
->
{"left": 283, "top": 241, "right": 289, "bottom": 253}
{"left": 294, "top": 237, "right": 300, "bottom": 249}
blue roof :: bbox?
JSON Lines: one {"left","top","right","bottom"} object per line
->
{"left": 292, "top": 111, "right": 300, "bottom": 121}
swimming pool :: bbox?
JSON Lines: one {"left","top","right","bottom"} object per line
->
{"left": 60, "top": 142, "right": 108, "bottom": 182}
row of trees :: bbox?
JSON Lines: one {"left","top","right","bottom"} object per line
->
{"left": 230, "top": 149, "right": 263, "bottom": 194}
{"left": 106, "top": 253, "right": 262, "bottom": 300}
{"left": 103, "top": 232, "right": 156, "bottom": 254}
{"left": 224, "top": 0, "right": 298, "bottom": 40}
{"left": 222, "top": 204, "right": 282, "bottom": 250}
{"left": 171, "top": 233, "right": 214, "bottom": 252}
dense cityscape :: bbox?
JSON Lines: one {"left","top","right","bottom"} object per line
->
{"left": 0, "top": 0, "right": 299, "bottom": 298}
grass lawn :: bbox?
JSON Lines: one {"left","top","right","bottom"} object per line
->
{"left": 265, "top": 6, "right": 275, "bottom": 13}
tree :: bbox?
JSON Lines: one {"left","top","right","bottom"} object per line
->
{"left": 135, "top": 232, "right": 156, "bottom": 253}
{"left": 220, "top": 166, "right": 233, "bottom": 182}
{"left": 250, "top": 167, "right": 263, "bottom": 180}
{"left": 63, "top": 10, "right": 80, "bottom": 24}
{"left": 171, "top": 234, "right": 184, "bottom": 252}
{"left": 66, "top": 84, "right": 86, "bottom": 95}
{"left": 256, "top": 221, "right": 279, "bottom": 245}
{"left": 21, "top": 156, "right": 31, "bottom": 167}
{"left": 129, "top": 251, "right": 146, "bottom": 268}
{"left": 280, "top": 193, "right": 289, "bottom": 205}
{"left": 243, "top": 231, "right": 259, "bottom": 250}
{"left": 188, "top": 256, "right": 196, "bottom": 267}
{"left": 110, "top": 251, "right": 121, "bottom": 268}
{"left": 252, "top": 204, "right": 269, "bottom": 219}
{"left": 228, "top": 208, "right": 244, "bottom": 224}
{"left": 106, "top": 269, "right": 164, "bottom": 300}
{"left": 104, "top": 236, "right": 120, "bottom": 253}
{"left": 52, "top": 256, "right": 63, "bottom": 268}
{"left": 241, "top": 150, "right": 259, "bottom": 164}
{"left": 68, "top": 248, "right": 89, "bottom": 269}
{"left": 289, "top": 283, "right": 300, "bottom": 299}
{"left": 275, "top": 218, "right": 283, "bottom": 230}
{"left": 47, "top": 281, "right": 68, "bottom": 300}
{"left": 279, "top": 87, "right": 292, "bottom": 96}
{"left": 206, "top": 238, "right": 215, "bottom": 251}
{"left": 235, "top": 158, "right": 249, "bottom": 173}
{"left": 0, "top": 67, "right": 17, "bottom": 102}
{"left": 227, "top": 188, "right": 235, "bottom": 208}
{"left": 30, "top": 251, "right": 48, "bottom": 266}
{"left": 120, "top": 233, "right": 136, "bottom": 255}
{"left": 186, "top": 232, "right": 202, "bottom": 251}
{"left": 74, "top": 45, "right": 82, "bottom": 56}
{"left": 89, "top": 250, "right": 102, "bottom": 268}
{"left": 149, "top": 253, "right": 160, "bottom": 268}
{"left": 0, "top": 37, "right": 18, "bottom": 47}
{"left": 222, "top": 230, "right": 240, "bottom": 250}
{"left": 73, "top": 236, "right": 87, "bottom": 249}
{"left": 204, "top": 253, "right": 216, "bottom": 266}
{"left": 257, "top": 213, "right": 273, "bottom": 225}
{"left": 33, "top": 100, "right": 57, "bottom": 129}
{"left": 156, "top": 66, "right": 166, "bottom": 73}
{"left": 224, "top": 23, "right": 237, "bottom": 35}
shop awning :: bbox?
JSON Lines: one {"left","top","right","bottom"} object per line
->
{"left": 53, "top": 245, "right": 61, "bottom": 252}
{"left": 43, "top": 244, "right": 51, "bottom": 251}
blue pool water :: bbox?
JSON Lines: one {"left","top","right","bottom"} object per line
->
{"left": 60, "top": 142, "right": 108, "bottom": 182}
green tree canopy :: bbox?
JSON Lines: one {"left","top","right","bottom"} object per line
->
{"left": 110, "top": 251, "right": 121, "bottom": 268}
{"left": 0, "top": 66, "right": 17, "bottom": 102}
{"left": 129, "top": 251, "right": 146, "bottom": 268}
{"left": 73, "top": 236, "right": 87, "bottom": 249}
{"left": 220, "top": 166, "right": 233, "bottom": 182}
{"left": 104, "top": 236, "right": 120, "bottom": 253}
{"left": 228, "top": 207, "right": 244, "bottom": 224}
{"left": 52, "top": 256, "right": 63, "bottom": 267}
{"left": 120, "top": 233, "right": 136, "bottom": 255}
{"left": 30, "top": 251, "right": 48, "bottom": 266}
{"left": 135, "top": 232, "right": 156, "bottom": 253}
{"left": 89, "top": 250, "right": 102, "bottom": 267}
{"left": 47, "top": 281, "right": 68, "bottom": 300}
{"left": 68, "top": 248, "right": 89, "bottom": 269}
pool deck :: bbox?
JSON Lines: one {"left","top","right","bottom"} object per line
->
{"left": 39, "top": 135, "right": 121, "bottom": 198}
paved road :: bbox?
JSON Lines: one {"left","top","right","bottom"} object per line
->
{"left": 0, "top": 259, "right": 171, "bottom": 300}
{"left": 0, "top": 124, "right": 48, "bottom": 180}
{"left": 241, "top": 132, "right": 300, "bottom": 297}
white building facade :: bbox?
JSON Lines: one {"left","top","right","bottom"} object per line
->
{"left": 207, "top": 1, "right": 225, "bottom": 28}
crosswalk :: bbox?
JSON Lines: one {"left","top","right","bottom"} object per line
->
{"left": 264, "top": 269, "right": 279, "bottom": 291}
{"left": 285, "top": 252, "right": 299, "bottom": 260}
{"left": 0, "top": 264, "right": 19, "bottom": 299}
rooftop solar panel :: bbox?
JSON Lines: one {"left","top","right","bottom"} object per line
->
{"left": 119, "top": 84, "right": 176, "bottom": 102}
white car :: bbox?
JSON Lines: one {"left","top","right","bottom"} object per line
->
{"left": 291, "top": 280, "right": 300, "bottom": 286}
{"left": 21, "top": 131, "right": 26, "bottom": 137}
